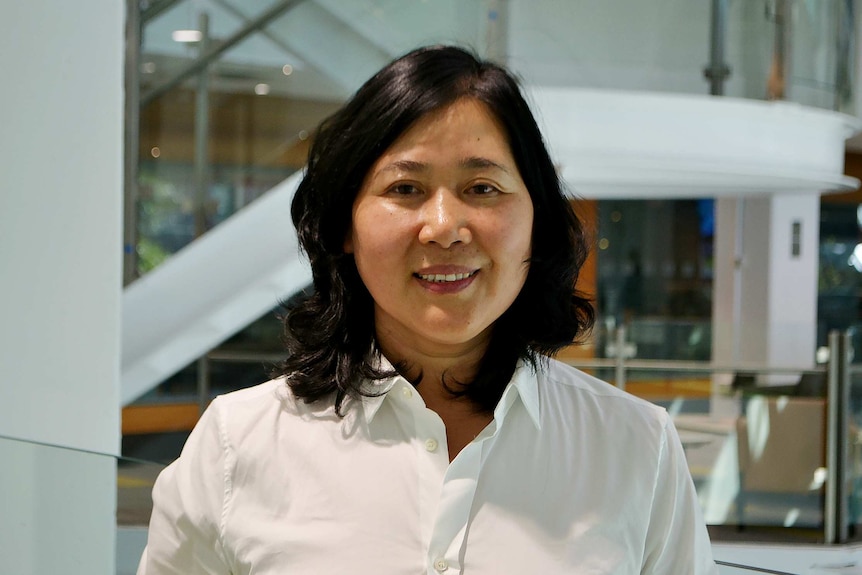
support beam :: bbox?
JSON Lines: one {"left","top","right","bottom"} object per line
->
{"left": 141, "top": 0, "right": 306, "bottom": 107}
{"left": 142, "top": 0, "right": 183, "bottom": 24}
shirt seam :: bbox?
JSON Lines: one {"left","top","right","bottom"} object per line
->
{"left": 642, "top": 411, "right": 671, "bottom": 573}
{"left": 544, "top": 364, "right": 664, "bottom": 410}
{"left": 213, "top": 398, "right": 236, "bottom": 570}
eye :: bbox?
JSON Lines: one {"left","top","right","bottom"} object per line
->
{"left": 467, "top": 183, "right": 500, "bottom": 196}
{"left": 388, "top": 183, "right": 422, "bottom": 196}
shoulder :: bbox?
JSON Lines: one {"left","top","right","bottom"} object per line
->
{"left": 536, "top": 357, "right": 670, "bottom": 440}
{"left": 205, "top": 377, "right": 342, "bottom": 458}
{"left": 208, "top": 377, "right": 322, "bottom": 432}
{"left": 541, "top": 358, "right": 666, "bottom": 413}
{"left": 209, "top": 378, "right": 290, "bottom": 414}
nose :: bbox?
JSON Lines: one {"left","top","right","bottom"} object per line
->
{"left": 417, "top": 189, "right": 472, "bottom": 248}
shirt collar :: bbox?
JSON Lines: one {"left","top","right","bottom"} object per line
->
{"left": 358, "top": 356, "right": 542, "bottom": 431}
{"left": 493, "top": 359, "right": 542, "bottom": 431}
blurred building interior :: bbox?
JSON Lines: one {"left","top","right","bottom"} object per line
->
{"left": 5, "top": 1, "right": 862, "bottom": 573}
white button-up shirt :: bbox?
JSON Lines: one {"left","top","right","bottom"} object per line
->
{"left": 138, "top": 359, "right": 718, "bottom": 574}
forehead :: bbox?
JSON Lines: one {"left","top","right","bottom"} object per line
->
{"left": 372, "top": 98, "right": 516, "bottom": 170}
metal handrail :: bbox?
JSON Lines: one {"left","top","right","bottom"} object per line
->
{"left": 563, "top": 358, "right": 825, "bottom": 375}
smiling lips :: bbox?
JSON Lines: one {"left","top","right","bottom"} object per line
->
{"left": 414, "top": 268, "right": 479, "bottom": 294}
{"left": 416, "top": 270, "right": 478, "bottom": 283}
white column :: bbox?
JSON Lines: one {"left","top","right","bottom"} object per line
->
{"left": 0, "top": 1, "right": 123, "bottom": 572}
{"left": 712, "top": 194, "right": 821, "bottom": 383}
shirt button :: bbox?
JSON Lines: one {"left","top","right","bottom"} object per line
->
{"left": 425, "top": 438, "right": 438, "bottom": 452}
{"left": 401, "top": 386, "right": 413, "bottom": 398}
{"left": 433, "top": 558, "right": 448, "bottom": 572}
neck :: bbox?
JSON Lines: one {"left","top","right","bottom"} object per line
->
{"left": 375, "top": 326, "right": 491, "bottom": 413}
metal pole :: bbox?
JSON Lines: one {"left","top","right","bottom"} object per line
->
{"left": 615, "top": 326, "right": 627, "bottom": 391}
{"left": 825, "top": 330, "right": 841, "bottom": 543}
{"left": 766, "top": 0, "right": 792, "bottom": 100}
{"left": 484, "top": 0, "right": 508, "bottom": 64}
{"left": 834, "top": 0, "right": 854, "bottom": 112}
{"left": 837, "top": 331, "right": 851, "bottom": 542}
{"left": 140, "top": 0, "right": 306, "bottom": 107}
{"left": 193, "top": 12, "right": 210, "bottom": 239}
{"left": 704, "top": 0, "right": 730, "bottom": 95}
{"left": 123, "top": 0, "right": 142, "bottom": 285}
{"left": 197, "top": 355, "right": 211, "bottom": 415}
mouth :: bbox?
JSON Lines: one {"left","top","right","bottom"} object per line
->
{"left": 414, "top": 270, "right": 479, "bottom": 283}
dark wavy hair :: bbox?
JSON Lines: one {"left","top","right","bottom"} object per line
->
{"left": 277, "top": 45, "right": 594, "bottom": 415}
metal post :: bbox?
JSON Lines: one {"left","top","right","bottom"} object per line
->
{"left": 615, "top": 326, "right": 627, "bottom": 391}
{"left": 197, "top": 355, "right": 211, "bottom": 415}
{"left": 123, "top": 0, "right": 142, "bottom": 284}
{"left": 704, "top": 0, "right": 730, "bottom": 95}
{"left": 484, "top": 0, "right": 508, "bottom": 64}
{"left": 837, "top": 331, "right": 851, "bottom": 542}
{"left": 766, "top": 0, "right": 792, "bottom": 100}
{"left": 834, "top": 0, "right": 854, "bottom": 112}
{"left": 193, "top": 12, "right": 210, "bottom": 239}
{"left": 825, "top": 330, "right": 851, "bottom": 543}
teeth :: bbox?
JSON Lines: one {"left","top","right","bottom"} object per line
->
{"left": 418, "top": 271, "right": 475, "bottom": 283}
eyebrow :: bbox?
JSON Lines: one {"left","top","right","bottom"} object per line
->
{"left": 377, "top": 156, "right": 514, "bottom": 176}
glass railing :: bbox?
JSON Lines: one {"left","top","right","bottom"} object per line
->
{"left": 0, "top": 433, "right": 825, "bottom": 574}
{"left": 565, "top": 328, "right": 861, "bottom": 548}
{"left": 0, "top": 433, "right": 164, "bottom": 575}
{"left": 123, "top": 326, "right": 855, "bottom": 546}
{"left": 508, "top": 0, "right": 856, "bottom": 111}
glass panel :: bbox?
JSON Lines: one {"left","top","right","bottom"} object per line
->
{"left": 562, "top": 352, "right": 831, "bottom": 542}
{"left": 846, "top": 365, "right": 862, "bottom": 541}
{"left": 724, "top": 0, "right": 855, "bottom": 110}
{"left": 509, "top": 0, "right": 855, "bottom": 109}
{"left": 0, "top": 434, "right": 165, "bottom": 574}
{"left": 694, "top": 359, "right": 826, "bottom": 539}
{"left": 594, "top": 199, "right": 714, "bottom": 362}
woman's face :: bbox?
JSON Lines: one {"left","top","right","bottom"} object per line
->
{"left": 345, "top": 98, "right": 534, "bottom": 356}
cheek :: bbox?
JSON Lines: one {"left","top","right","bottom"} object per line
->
{"left": 498, "top": 207, "right": 534, "bottom": 263}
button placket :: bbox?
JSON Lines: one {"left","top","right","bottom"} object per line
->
{"left": 411, "top": 404, "right": 449, "bottom": 550}
{"left": 426, "top": 431, "right": 498, "bottom": 575}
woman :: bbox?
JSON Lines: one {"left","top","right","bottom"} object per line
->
{"left": 139, "top": 45, "right": 717, "bottom": 574}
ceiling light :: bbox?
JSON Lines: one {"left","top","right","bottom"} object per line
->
{"left": 172, "top": 29, "right": 202, "bottom": 43}
{"left": 282, "top": 64, "right": 293, "bottom": 76}
{"left": 254, "top": 83, "right": 270, "bottom": 96}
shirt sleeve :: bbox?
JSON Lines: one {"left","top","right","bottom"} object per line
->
{"left": 641, "top": 415, "right": 719, "bottom": 575}
{"left": 137, "top": 399, "right": 233, "bottom": 575}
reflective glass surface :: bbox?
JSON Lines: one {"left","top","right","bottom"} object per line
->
{"left": 0, "top": 434, "right": 165, "bottom": 574}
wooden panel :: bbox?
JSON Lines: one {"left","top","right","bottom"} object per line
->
{"left": 122, "top": 403, "right": 201, "bottom": 435}
{"left": 140, "top": 90, "right": 341, "bottom": 167}
{"left": 822, "top": 152, "right": 862, "bottom": 204}
{"left": 558, "top": 199, "right": 598, "bottom": 360}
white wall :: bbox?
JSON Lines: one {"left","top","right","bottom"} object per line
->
{"left": 0, "top": 0, "right": 123, "bottom": 572}
{"left": 712, "top": 195, "right": 820, "bottom": 372}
